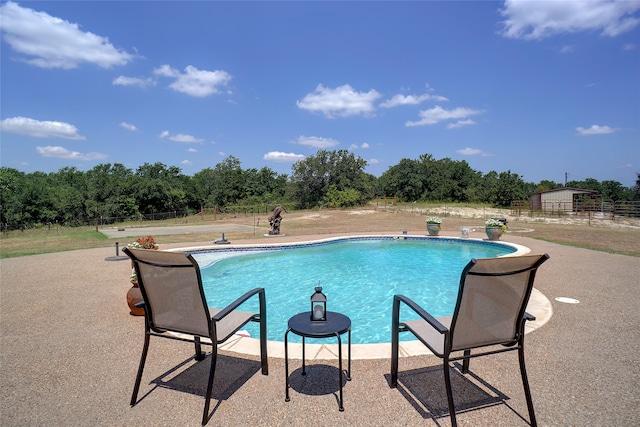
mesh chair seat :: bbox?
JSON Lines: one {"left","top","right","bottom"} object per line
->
{"left": 208, "top": 308, "right": 256, "bottom": 342}
{"left": 124, "top": 247, "right": 268, "bottom": 425}
{"left": 391, "top": 253, "right": 549, "bottom": 427}
{"left": 403, "top": 316, "right": 452, "bottom": 356}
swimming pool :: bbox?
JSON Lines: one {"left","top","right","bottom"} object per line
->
{"left": 190, "top": 236, "right": 520, "bottom": 344}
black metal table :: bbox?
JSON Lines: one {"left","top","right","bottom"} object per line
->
{"left": 284, "top": 311, "right": 352, "bottom": 411}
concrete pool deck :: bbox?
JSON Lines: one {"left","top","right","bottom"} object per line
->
{"left": 1, "top": 231, "right": 639, "bottom": 426}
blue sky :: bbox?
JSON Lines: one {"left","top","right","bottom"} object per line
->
{"left": 1, "top": 1, "right": 639, "bottom": 186}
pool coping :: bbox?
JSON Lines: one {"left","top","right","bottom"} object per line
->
{"left": 171, "top": 287, "right": 552, "bottom": 360}
{"left": 167, "top": 234, "right": 548, "bottom": 360}
{"left": 177, "top": 233, "right": 531, "bottom": 260}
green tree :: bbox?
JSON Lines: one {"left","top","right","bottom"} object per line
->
{"left": 326, "top": 185, "right": 361, "bottom": 208}
{"left": 133, "top": 162, "right": 191, "bottom": 214}
{"left": 378, "top": 158, "right": 423, "bottom": 202}
{"left": 20, "top": 172, "right": 57, "bottom": 226}
{"left": 476, "top": 170, "right": 527, "bottom": 207}
{"left": 566, "top": 178, "right": 602, "bottom": 193}
{"left": 192, "top": 167, "right": 217, "bottom": 208}
{"left": 600, "top": 180, "right": 632, "bottom": 201}
{"left": 535, "top": 180, "right": 562, "bottom": 192}
{"left": 49, "top": 167, "right": 89, "bottom": 225}
{"left": 492, "top": 170, "right": 528, "bottom": 207}
{"left": 290, "top": 150, "right": 369, "bottom": 208}
{"left": 425, "top": 157, "right": 480, "bottom": 202}
{"left": 242, "top": 167, "right": 288, "bottom": 203}
{"left": 86, "top": 163, "right": 136, "bottom": 221}
{"left": 0, "top": 167, "right": 25, "bottom": 229}
{"left": 212, "top": 156, "right": 245, "bottom": 207}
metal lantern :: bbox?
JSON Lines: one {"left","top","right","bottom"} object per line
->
{"left": 310, "top": 286, "right": 326, "bottom": 321}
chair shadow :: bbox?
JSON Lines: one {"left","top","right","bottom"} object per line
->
{"left": 385, "top": 363, "right": 526, "bottom": 424}
{"left": 137, "top": 352, "right": 262, "bottom": 408}
{"left": 288, "top": 364, "right": 347, "bottom": 396}
{"left": 287, "top": 364, "right": 349, "bottom": 411}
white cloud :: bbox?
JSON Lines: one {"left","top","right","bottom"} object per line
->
{"left": 380, "top": 93, "right": 448, "bottom": 108}
{"left": 457, "top": 147, "right": 493, "bottom": 157}
{"left": 499, "top": 0, "right": 640, "bottom": 40}
{"left": 153, "top": 64, "right": 232, "bottom": 97}
{"left": 119, "top": 122, "right": 137, "bottom": 131}
{"left": 576, "top": 124, "right": 617, "bottom": 135}
{"left": 623, "top": 43, "right": 636, "bottom": 50}
{"left": 158, "top": 130, "right": 205, "bottom": 143}
{"left": 406, "top": 106, "right": 485, "bottom": 127}
{"left": 36, "top": 146, "right": 107, "bottom": 160}
{"left": 560, "top": 45, "right": 574, "bottom": 54}
{"left": 153, "top": 64, "right": 179, "bottom": 78}
{"left": 297, "top": 84, "right": 381, "bottom": 118}
{"left": 348, "top": 143, "right": 370, "bottom": 150}
{"left": 447, "top": 119, "right": 477, "bottom": 129}
{"left": 617, "top": 163, "right": 633, "bottom": 168}
{"left": 293, "top": 135, "right": 339, "bottom": 149}
{"left": 187, "top": 148, "right": 198, "bottom": 153}
{"left": 263, "top": 151, "right": 305, "bottom": 162}
{"left": 113, "top": 76, "right": 156, "bottom": 88}
{"left": 1, "top": 116, "right": 86, "bottom": 139}
{"left": 181, "top": 160, "right": 193, "bottom": 165}
{"left": 367, "top": 158, "right": 380, "bottom": 164}
{"left": 0, "top": 2, "right": 134, "bottom": 69}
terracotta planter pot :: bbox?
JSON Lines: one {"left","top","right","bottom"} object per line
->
{"left": 127, "top": 282, "right": 144, "bottom": 316}
{"left": 485, "top": 226, "right": 504, "bottom": 241}
{"left": 426, "top": 223, "right": 441, "bottom": 236}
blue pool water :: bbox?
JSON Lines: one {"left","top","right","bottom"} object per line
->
{"left": 192, "top": 237, "right": 515, "bottom": 344}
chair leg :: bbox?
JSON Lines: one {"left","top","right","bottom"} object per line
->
{"left": 462, "top": 350, "right": 471, "bottom": 374}
{"left": 194, "top": 336, "right": 205, "bottom": 361}
{"left": 201, "top": 345, "right": 217, "bottom": 426}
{"left": 131, "top": 331, "right": 150, "bottom": 406}
{"left": 518, "top": 345, "right": 537, "bottom": 427}
{"left": 259, "top": 312, "right": 268, "bottom": 375}
{"left": 390, "top": 298, "right": 400, "bottom": 388}
{"left": 442, "top": 358, "right": 458, "bottom": 427}
{"left": 390, "top": 332, "right": 399, "bottom": 387}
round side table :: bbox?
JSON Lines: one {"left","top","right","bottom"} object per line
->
{"left": 284, "top": 311, "right": 352, "bottom": 411}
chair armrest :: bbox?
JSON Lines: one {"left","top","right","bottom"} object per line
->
{"left": 523, "top": 311, "right": 536, "bottom": 322}
{"left": 394, "top": 294, "right": 448, "bottom": 334}
{"left": 213, "top": 287, "right": 265, "bottom": 322}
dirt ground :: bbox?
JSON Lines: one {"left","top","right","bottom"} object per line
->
{"left": 3, "top": 205, "right": 637, "bottom": 258}
{"left": 210, "top": 206, "right": 640, "bottom": 257}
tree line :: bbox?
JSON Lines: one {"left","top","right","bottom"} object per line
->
{"left": 1, "top": 149, "right": 638, "bottom": 230}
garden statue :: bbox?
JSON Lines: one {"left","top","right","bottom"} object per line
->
{"left": 268, "top": 206, "right": 285, "bottom": 235}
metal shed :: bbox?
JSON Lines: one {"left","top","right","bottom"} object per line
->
{"left": 529, "top": 188, "right": 599, "bottom": 213}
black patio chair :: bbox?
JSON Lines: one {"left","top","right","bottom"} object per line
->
{"left": 124, "top": 247, "right": 268, "bottom": 425}
{"left": 390, "top": 253, "right": 549, "bottom": 427}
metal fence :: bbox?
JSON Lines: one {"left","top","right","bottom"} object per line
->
{"left": 510, "top": 200, "right": 640, "bottom": 218}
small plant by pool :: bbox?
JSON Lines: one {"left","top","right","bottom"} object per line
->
{"left": 190, "top": 236, "right": 521, "bottom": 344}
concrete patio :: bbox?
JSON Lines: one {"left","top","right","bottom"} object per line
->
{"left": 1, "top": 232, "right": 639, "bottom": 426}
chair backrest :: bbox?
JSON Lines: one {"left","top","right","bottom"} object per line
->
{"left": 125, "top": 248, "right": 212, "bottom": 337}
{"left": 449, "top": 254, "right": 549, "bottom": 352}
